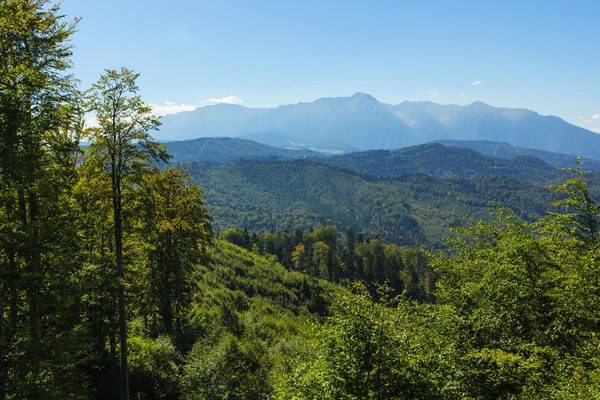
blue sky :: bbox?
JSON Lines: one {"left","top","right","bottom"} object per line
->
{"left": 60, "top": 0, "right": 599, "bottom": 132}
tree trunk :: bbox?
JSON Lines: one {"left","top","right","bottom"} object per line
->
{"left": 113, "top": 184, "right": 129, "bottom": 400}
{"left": 161, "top": 247, "right": 173, "bottom": 334}
{"left": 27, "top": 190, "right": 41, "bottom": 342}
{"left": 0, "top": 259, "right": 5, "bottom": 400}
{"left": 9, "top": 268, "right": 17, "bottom": 339}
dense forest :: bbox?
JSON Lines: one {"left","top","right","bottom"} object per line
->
{"left": 2, "top": 1, "right": 600, "bottom": 399}
{"left": 436, "top": 139, "right": 600, "bottom": 171}
{"left": 218, "top": 226, "right": 434, "bottom": 302}
{"left": 182, "top": 159, "right": 556, "bottom": 246}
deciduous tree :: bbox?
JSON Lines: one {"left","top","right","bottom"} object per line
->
{"left": 85, "top": 67, "right": 169, "bottom": 400}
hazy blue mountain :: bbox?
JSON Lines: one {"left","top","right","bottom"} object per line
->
{"left": 157, "top": 103, "right": 269, "bottom": 140}
{"left": 239, "top": 93, "right": 416, "bottom": 150}
{"left": 436, "top": 140, "right": 600, "bottom": 170}
{"left": 384, "top": 101, "right": 451, "bottom": 142}
{"left": 165, "top": 137, "right": 324, "bottom": 163}
{"left": 156, "top": 94, "right": 600, "bottom": 158}
{"left": 389, "top": 101, "right": 600, "bottom": 158}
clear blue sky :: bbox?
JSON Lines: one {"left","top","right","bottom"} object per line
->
{"left": 60, "top": 0, "right": 600, "bottom": 132}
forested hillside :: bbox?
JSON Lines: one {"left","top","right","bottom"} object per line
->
{"left": 165, "top": 137, "right": 323, "bottom": 163}
{"left": 322, "top": 142, "right": 568, "bottom": 183}
{"left": 437, "top": 139, "right": 600, "bottom": 168}
{"left": 183, "top": 159, "right": 554, "bottom": 245}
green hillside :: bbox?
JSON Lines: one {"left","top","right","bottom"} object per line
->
{"left": 184, "top": 159, "right": 553, "bottom": 246}
{"left": 130, "top": 239, "right": 340, "bottom": 399}
{"left": 322, "top": 142, "right": 567, "bottom": 183}
{"left": 165, "top": 136, "right": 323, "bottom": 163}
{"left": 437, "top": 139, "right": 600, "bottom": 168}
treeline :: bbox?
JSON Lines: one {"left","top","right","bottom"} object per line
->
{"left": 219, "top": 226, "right": 435, "bottom": 301}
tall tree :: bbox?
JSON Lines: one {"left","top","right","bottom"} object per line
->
{"left": 85, "top": 67, "right": 169, "bottom": 400}
{"left": 0, "top": 0, "right": 82, "bottom": 397}
{"left": 134, "top": 167, "right": 211, "bottom": 336}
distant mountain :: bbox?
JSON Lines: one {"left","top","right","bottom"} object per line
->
{"left": 239, "top": 93, "right": 416, "bottom": 150}
{"left": 156, "top": 94, "right": 600, "bottom": 158}
{"left": 165, "top": 137, "right": 324, "bottom": 163}
{"left": 158, "top": 103, "right": 269, "bottom": 140}
{"left": 389, "top": 101, "right": 600, "bottom": 158}
{"left": 436, "top": 140, "right": 600, "bottom": 170}
{"left": 322, "top": 142, "right": 567, "bottom": 184}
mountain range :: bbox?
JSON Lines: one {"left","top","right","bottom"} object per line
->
{"left": 171, "top": 140, "right": 600, "bottom": 245}
{"left": 158, "top": 93, "right": 600, "bottom": 159}
{"left": 166, "top": 136, "right": 600, "bottom": 172}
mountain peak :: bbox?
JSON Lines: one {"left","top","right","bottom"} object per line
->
{"left": 467, "top": 101, "right": 494, "bottom": 110}
{"left": 351, "top": 92, "right": 375, "bottom": 100}
{"left": 349, "top": 92, "right": 380, "bottom": 108}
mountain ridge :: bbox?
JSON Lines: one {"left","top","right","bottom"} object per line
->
{"left": 156, "top": 94, "right": 600, "bottom": 159}
{"left": 165, "top": 136, "right": 325, "bottom": 163}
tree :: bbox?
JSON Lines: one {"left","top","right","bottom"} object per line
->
{"left": 85, "top": 67, "right": 169, "bottom": 400}
{"left": 541, "top": 159, "right": 600, "bottom": 347}
{"left": 292, "top": 243, "right": 306, "bottom": 271}
{"left": 135, "top": 167, "right": 212, "bottom": 336}
{"left": 277, "top": 283, "right": 434, "bottom": 399}
{"left": 0, "top": 0, "right": 83, "bottom": 397}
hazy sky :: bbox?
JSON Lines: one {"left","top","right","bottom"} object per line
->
{"left": 60, "top": 0, "right": 599, "bottom": 133}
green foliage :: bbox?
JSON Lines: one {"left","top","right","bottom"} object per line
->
{"left": 129, "top": 336, "right": 182, "bottom": 400}
{"left": 183, "top": 159, "right": 554, "bottom": 246}
{"left": 324, "top": 142, "right": 568, "bottom": 184}
{"left": 0, "top": 0, "right": 85, "bottom": 397}
{"left": 165, "top": 137, "right": 322, "bottom": 163}
{"left": 182, "top": 332, "right": 271, "bottom": 400}
{"left": 427, "top": 165, "right": 600, "bottom": 398}
{"left": 133, "top": 168, "right": 212, "bottom": 336}
{"left": 275, "top": 284, "right": 439, "bottom": 400}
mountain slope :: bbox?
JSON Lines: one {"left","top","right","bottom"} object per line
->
{"left": 184, "top": 159, "right": 553, "bottom": 246}
{"left": 157, "top": 103, "right": 269, "bottom": 140}
{"left": 165, "top": 137, "right": 324, "bottom": 163}
{"left": 436, "top": 139, "right": 600, "bottom": 170}
{"left": 322, "top": 142, "right": 567, "bottom": 183}
{"left": 240, "top": 93, "right": 416, "bottom": 150}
